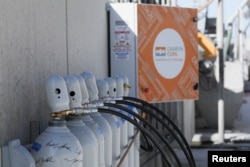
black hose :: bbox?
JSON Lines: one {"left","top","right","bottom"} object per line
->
{"left": 103, "top": 107, "right": 153, "bottom": 152}
{"left": 121, "top": 96, "right": 196, "bottom": 167}
{"left": 115, "top": 100, "right": 194, "bottom": 167}
{"left": 97, "top": 107, "right": 174, "bottom": 167}
{"left": 103, "top": 103, "right": 182, "bottom": 167}
{"left": 139, "top": 125, "right": 154, "bottom": 152}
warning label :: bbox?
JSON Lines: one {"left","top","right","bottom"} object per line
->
{"left": 113, "top": 20, "right": 132, "bottom": 60}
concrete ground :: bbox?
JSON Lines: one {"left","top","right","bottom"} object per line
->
{"left": 175, "top": 129, "right": 250, "bottom": 167}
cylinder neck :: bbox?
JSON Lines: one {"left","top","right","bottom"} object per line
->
{"left": 48, "top": 119, "right": 67, "bottom": 127}
{"left": 66, "top": 115, "right": 85, "bottom": 126}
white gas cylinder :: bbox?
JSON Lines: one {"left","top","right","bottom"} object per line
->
{"left": 120, "top": 74, "right": 140, "bottom": 167}
{"left": 82, "top": 72, "right": 113, "bottom": 167}
{"left": 117, "top": 116, "right": 128, "bottom": 167}
{"left": 90, "top": 111, "right": 113, "bottom": 167}
{"left": 104, "top": 77, "right": 117, "bottom": 98}
{"left": 75, "top": 75, "right": 90, "bottom": 104}
{"left": 71, "top": 73, "right": 105, "bottom": 167}
{"left": 81, "top": 72, "right": 99, "bottom": 101}
{"left": 96, "top": 79, "right": 121, "bottom": 166}
{"left": 31, "top": 120, "right": 83, "bottom": 167}
{"left": 31, "top": 75, "right": 83, "bottom": 167}
{"left": 45, "top": 75, "right": 70, "bottom": 113}
{"left": 102, "top": 113, "right": 121, "bottom": 166}
{"left": 112, "top": 76, "right": 129, "bottom": 167}
{"left": 112, "top": 76, "right": 124, "bottom": 99}
{"left": 64, "top": 75, "right": 82, "bottom": 109}
{"left": 104, "top": 77, "right": 128, "bottom": 153}
{"left": 96, "top": 79, "right": 109, "bottom": 99}
{"left": 64, "top": 75, "right": 99, "bottom": 167}
{"left": 82, "top": 115, "right": 105, "bottom": 167}
{"left": 66, "top": 115, "right": 99, "bottom": 167}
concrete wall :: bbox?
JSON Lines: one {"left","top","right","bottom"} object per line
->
{"left": 0, "top": 0, "right": 108, "bottom": 146}
{"left": 67, "top": 0, "right": 108, "bottom": 75}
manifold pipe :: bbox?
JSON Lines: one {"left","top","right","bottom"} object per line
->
{"left": 121, "top": 96, "right": 196, "bottom": 167}
{"left": 113, "top": 100, "right": 195, "bottom": 167}
{"left": 97, "top": 107, "right": 175, "bottom": 167}
{"left": 101, "top": 103, "right": 182, "bottom": 167}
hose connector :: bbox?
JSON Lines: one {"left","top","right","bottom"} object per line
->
{"left": 124, "top": 83, "right": 131, "bottom": 89}
{"left": 50, "top": 110, "right": 74, "bottom": 118}
{"left": 50, "top": 107, "right": 92, "bottom": 118}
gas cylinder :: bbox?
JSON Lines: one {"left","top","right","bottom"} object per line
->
{"left": 31, "top": 120, "right": 83, "bottom": 167}
{"left": 64, "top": 75, "right": 99, "bottom": 167}
{"left": 31, "top": 75, "right": 83, "bottom": 167}
{"left": 64, "top": 75, "right": 82, "bottom": 109}
{"left": 81, "top": 72, "right": 112, "bottom": 167}
{"left": 112, "top": 76, "right": 129, "bottom": 167}
{"left": 80, "top": 72, "right": 99, "bottom": 101}
{"left": 75, "top": 74, "right": 105, "bottom": 167}
{"left": 120, "top": 74, "right": 140, "bottom": 167}
{"left": 104, "top": 77, "right": 117, "bottom": 98}
{"left": 75, "top": 75, "right": 89, "bottom": 104}
{"left": 82, "top": 115, "right": 105, "bottom": 167}
{"left": 89, "top": 109, "right": 113, "bottom": 167}
{"left": 66, "top": 115, "right": 99, "bottom": 167}
{"left": 96, "top": 79, "right": 121, "bottom": 166}
{"left": 119, "top": 75, "right": 134, "bottom": 137}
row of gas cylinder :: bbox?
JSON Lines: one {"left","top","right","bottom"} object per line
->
{"left": 30, "top": 72, "right": 140, "bottom": 167}
{"left": 4, "top": 71, "right": 196, "bottom": 167}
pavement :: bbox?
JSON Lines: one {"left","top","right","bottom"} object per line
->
{"left": 175, "top": 129, "right": 250, "bottom": 167}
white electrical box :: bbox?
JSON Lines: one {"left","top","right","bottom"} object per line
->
{"left": 109, "top": 3, "right": 199, "bottom": 103}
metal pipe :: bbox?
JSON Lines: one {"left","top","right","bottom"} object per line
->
{"left": 224, "top": 0, "right": 249, "bottom": 60}
{"left": 239, "top": 9, "right": 243, "bottom": 62}
{"left": 216, "top": 0, "right": 224, "bottom": 144}
{"left": 227, "top": 0, "right": 249, "bottom": 25}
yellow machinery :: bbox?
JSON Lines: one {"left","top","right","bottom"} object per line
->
{"left": 198, "top": 32, "right": 218, "bottom": 59}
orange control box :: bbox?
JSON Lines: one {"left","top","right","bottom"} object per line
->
{"left": 109, "top": 3, "right": 199, "bottom": 103}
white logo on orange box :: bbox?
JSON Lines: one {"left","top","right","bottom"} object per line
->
{"left": 153, "top": 28, "right": 185, "bottom": 79}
